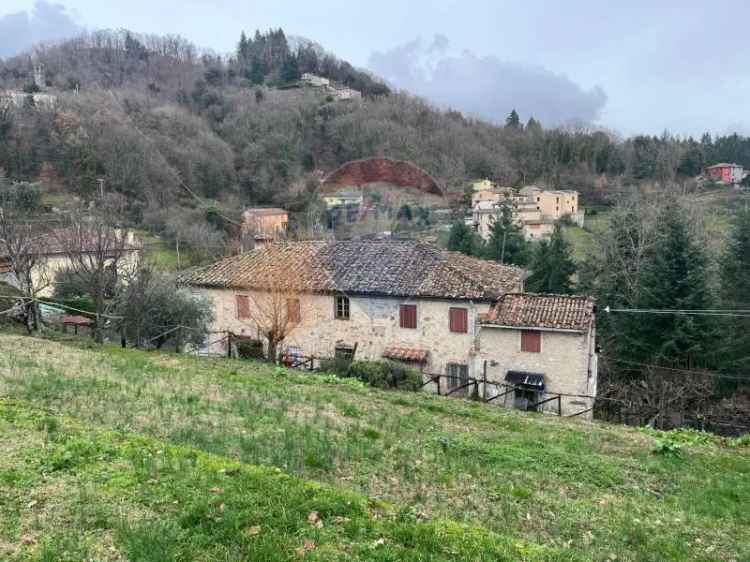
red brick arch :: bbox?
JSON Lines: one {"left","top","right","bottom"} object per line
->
{"left": 320, "top": 158, "right": 444, "bottom": 196}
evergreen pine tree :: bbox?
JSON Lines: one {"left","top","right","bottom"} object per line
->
{"left": 447, "top": 221, "right": 476, "bottom": 256}
{"left": 483, "top": 202, "right": 529, "bottom": 265}
{"left": 720, "top": 206, "right": 750, "bottom": 376}
{"left": 525, "top": 116, "right": 542, "bottom": 135}
{"left": 238, "top": 31, "right": 249, "bottom": 61}
{"left": 583, "top": 206, "right": 648, "bottom": 369}
{"left": 249, "top": 56, "right": 266, "bottom": 85}
{"left": 281, "top": 54, "right": 301, "bottom": 82}
{"left": 505, "top": 109, "right": 521, "bottom": 130}
{"left": 636, "top": 204, "right": 715, "bottom": 368}
{"left": 525, "top": 223, "right": 576, "bottom": 294}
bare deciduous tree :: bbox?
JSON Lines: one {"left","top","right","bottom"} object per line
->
{"left": 238, "top": 269, "right": 301, "bottom": 362}
{"left": 0, "top": 210, "right": 51, "bottom": 332}
{"left": 56, "top": 199, "right": 137, "bottom": 342}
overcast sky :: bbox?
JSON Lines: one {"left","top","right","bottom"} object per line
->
{"left": 1, "top": 0, "right": 748, "bottom": 137}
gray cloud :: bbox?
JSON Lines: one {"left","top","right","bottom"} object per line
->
{"left": 0, "top": 1, "right": 82, "bottom": 58}
{"left": 368, "top": 35, "right": 607, "bottom": 127}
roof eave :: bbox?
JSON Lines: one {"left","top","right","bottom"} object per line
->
{"left": 479, "top": 323, "right": 586, "bottom": 334}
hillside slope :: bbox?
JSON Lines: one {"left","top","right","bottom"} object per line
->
{"left": 0, "top": 334, "right": 748, "bottom": 561}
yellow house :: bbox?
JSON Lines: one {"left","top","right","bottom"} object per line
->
{"left": 472, "top": 179, "right": 496, "bottom": 192}
{"left": 534, "top": 190, "right": 579, "bottom": 220}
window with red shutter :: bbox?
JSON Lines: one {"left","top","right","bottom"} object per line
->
{"left": 400, "top": 304, "right": 417, "bottom": 329}
{"left": 287, "top": 298, "right": 301, "bottom": 324}
{"left": 449, "top": 307, "right": 468, "bottom": 333}
{"left": 236, "top": 295, "right": 250, "bottom": 319}
{"left": 521, "top": 330, "right": 541, "bottom": 352}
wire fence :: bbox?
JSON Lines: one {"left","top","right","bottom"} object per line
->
{"left": 2, "top": 292, "right": 748, "bottom": 434}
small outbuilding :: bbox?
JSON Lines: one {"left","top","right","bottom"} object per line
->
{"left": 477, "top": 293, "right": 597, "bottom": 418}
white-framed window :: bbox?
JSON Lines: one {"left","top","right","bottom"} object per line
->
{"left": 334, "top": 295, "right": 350, "bottom": 320}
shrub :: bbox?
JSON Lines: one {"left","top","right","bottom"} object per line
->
{"left": 0, "top": 180, "right": 42, "bottom": 212}
{"left": 651, "top": 435, "right": 683, "bottom": 456}
{"left": 327, "top": 359, "right": 423, "bottom": 391}
{"left": 728, "top": 433, "right": 750, "bottom": 449}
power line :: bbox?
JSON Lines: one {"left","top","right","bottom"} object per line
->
{"left": 605, "top": 306, "right": 750, "bottom": 318}
{"left": 0, "top": 294, "right": 123, "bottom": 319}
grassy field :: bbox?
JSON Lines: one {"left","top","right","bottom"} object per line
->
{"left": 0, "top": 334, "right": 748, "bottom": 561}
{"left": 563, "top": 209, "right": 612, "bottom": 263}
{"left": 133, "top": 230, "right": 181, "bottom": 271}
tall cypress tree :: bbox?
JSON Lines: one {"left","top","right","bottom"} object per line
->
{"left": 720, "top": 206, "right": 750, "bottom": 376}
{"left": 483, "top": 202, "right": 529, "bottom": 265}
{"left": 636, "top": 204, "right": 715, "bottom": 368}
{"left": 526, "top": 223, "right": 576, "bottom": 293}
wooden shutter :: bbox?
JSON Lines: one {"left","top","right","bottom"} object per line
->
{"left": 400, "top": 304, "right": 417, "bottom": 329}
{"left": 287, "top": 298, "right": 301, "bottom": 324}
{"left": 236, "top": 295, "right": 250, "bottom": 319}
{"left": 449, "top": 307, "right": 468, "bottom": 333}
{"left": 521, "top": 330, "right": 541, "bottom": 353}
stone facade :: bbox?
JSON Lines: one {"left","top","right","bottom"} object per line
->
{"left": 241, "top": 208, "right": 288, "bottom": 238}
{"left": 198, "top": 287, "right": 496, "bottom": 389}
{"left": 476, "top": 325, "right": 597, "bottom": 418}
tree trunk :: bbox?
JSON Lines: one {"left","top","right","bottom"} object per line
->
{"left": 94, "top": 292, "right": 105, "bottom": 344}
{"left": 267, "top": 337, "right": 277, "bottom": 364}
{"left": 24, "top": 301, "right": 33, "bottom": 335}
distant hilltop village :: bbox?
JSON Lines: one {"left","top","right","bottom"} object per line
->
{"left": 469, "top": 180, "right": 584, "bottom": 242}
{"left": 300, "top": 73, "right": 362, "bottom": 101}
{"left": 0, "top": 59, "right": 57, "bottom": 110}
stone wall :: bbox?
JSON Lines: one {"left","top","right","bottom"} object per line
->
{"left": 476, "top": 325, "right": 597, "bottom": 418}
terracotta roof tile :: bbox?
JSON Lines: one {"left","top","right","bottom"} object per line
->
{"left": 383, "top": 346, "right": 428, "bottom": 362}
{"left": 482, "top": 293, "right": 595, "bottom": 332}
{"left": 182, "top": 240, "right": 525, "bottom": 301}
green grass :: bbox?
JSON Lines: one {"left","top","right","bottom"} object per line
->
{"left": 563, "top": 208, "right": 612, "bottom": 263}
{"left": 0, "top": 334, "right": 749, "bottom": 560}
{"left": 133, "top": 230, "right": 180, "bottom": 271}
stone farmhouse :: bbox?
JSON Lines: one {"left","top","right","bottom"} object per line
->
{"left": 183, "top": 240, "right": 597, "bottom": 417}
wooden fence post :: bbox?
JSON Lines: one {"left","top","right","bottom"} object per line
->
{"left": 227, "top": 332, "right": 232, "bottom": 358}
{"left": 557, "top": 395, "right": 562, "bottom": 417}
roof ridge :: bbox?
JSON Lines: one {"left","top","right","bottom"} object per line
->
{"left": 500, "top": 292, "right": 594, "bottom": 300}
